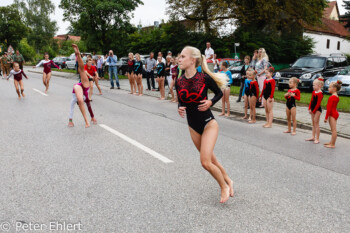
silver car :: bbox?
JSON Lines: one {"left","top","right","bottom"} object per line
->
{"left": 324, "top": 66, "right": 350, "bottom": 96}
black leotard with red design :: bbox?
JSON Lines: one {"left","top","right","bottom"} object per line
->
{"left": 175, "top": 72, "right": 223, "bottom": 135}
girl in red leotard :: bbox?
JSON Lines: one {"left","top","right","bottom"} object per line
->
{"left": 324, "top": 80, "right": 342, "bottom": 148}
{"left": 306, "top": 77, "right": 324, "bottom": 144}
{"left": 259, "top": 67, "right": 275, "bottom": 128}
{"left": 33, "top": 53, "right": 61, "bottom": 93}
{"left": 284, "top": 77, "right": 301, "bottom": 135}
{"left": 84, "top": 58, "right": 102, "bottom": 101}
{"left": 176, "top": 46, "right": 233, "bottom": 203}
{"left": 248, "top": 69, "right": 259, "bottom": 124}
{"left": 7, "top": 62, "right": 28, "bottom": 99}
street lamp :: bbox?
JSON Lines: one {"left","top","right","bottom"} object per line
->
{"left": 234, "top": 43, "right": 240, "bottom": 59}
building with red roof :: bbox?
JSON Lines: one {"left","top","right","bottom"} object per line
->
{"left": 303, "top": 1, "right": 350, "bottom": 55}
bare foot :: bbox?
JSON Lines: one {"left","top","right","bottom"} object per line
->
{"left": 18, "top": 96, "right": 21, "bottom": 100}
{"left": 97, "top": 93, "right": 102, "bottom": 95}
{"left": 305, "top": 138, "right": 315, "bottom": 141}
{"left": 314, "top": 139, "right": 320, "bottom": 144}
{"left": 263, "top": 124, "right": 272, "bottom": 128}
{"left": 160, "top": 98, "right": 165, "bottom": 100}
{"left": 225, "top": 113, "right": 230, "bottom": 117}
{"left": 248, "top": 117, "right": 251, "bottom": 121}
{"left": 45, "top": 90, "right": 48, "bottom": 94}
{"left": 139, "top": 94, "right": 143, "bottom": 96}
{"left": 284, "top": 131, "right": 291, "bottom": 133}
{"left": 220, "top": 185, "right": 230, "bottom": 203}
{"left": 128, "top": 92, "right": 133, "bottom": 94}
{"left": 324, "top": 142, "right": 331, "bottom": 146}
{"left": 133, "top": 93, "right": 138, "bottom": 95}
{"left": 291, "top": 132, "right": 296, "bottom": 136}
{"left": 241, "top": 116, "right": 248, "bottom": 119}
{"left": 263, "top": 123, "right": 268, "bottom": 127}
{"left": 227, "top": 179, "right": 234, "bottom": 197}
{"left": 219, "top": 113, "right": 225, "bottom": 116}
{"left": 22, "top": 93, "right": 25, "bottom": 97}
{"left": 91, "top": 118, "right": 97, "bottom": 125}
{"left": 248, "top": 120, "right": 256, "bottom": 124}
{"left": 171, "top": 99, "right": 176, "bottom": 103}
{"left": 324, "top": 144, "right": 335, "bottom": 148}
{"left": 85, "top": 123, "right": 90, "bottom": 128}
{"left": 68, "top": 121, "right": 74, "bottom": 127}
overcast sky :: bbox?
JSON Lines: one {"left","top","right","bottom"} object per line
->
{"left": 0, "top": 0, "right": 347, "bottom": 35}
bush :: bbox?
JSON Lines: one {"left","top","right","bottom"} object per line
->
{"left": 17, "top": 38, "right": 36, "bottom": 62}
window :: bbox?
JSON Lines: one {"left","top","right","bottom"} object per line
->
{"left": 327, "top": 39, "right": 330, "bottom": 49}
{"left": 337, "top": 41, "right": 341, "bottom": 50}
{"left": 327, "top": 58, "right": 334, "bottom": 67}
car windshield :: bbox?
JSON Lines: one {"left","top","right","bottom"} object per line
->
{"left": 339, "top": 66, "right": 350, "bottom": 75}
{"left": 292, "top": 57, "right": 325, "bottom": 68}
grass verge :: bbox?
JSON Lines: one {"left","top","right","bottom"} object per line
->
{"left": 230, "top": 85, "right": 350, "bottom": 112}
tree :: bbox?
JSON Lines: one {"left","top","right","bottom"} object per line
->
{"left": 231, "top": 0, "right": 327, "bottom": 33}
{"left": 59, "top": 0, "right": 143, "bottom": 54}
{"left": 17, "top": 38, "right": 36, "bottom": 62}
{"left": 166, "top": 0, "right": 235, "bottom": 34}
{"left": 0, "top": 5, "right": 28, "bottom": 49}
{"left": 343, "top": 1, "right": 350, "bottom": 28}
{"left": 14, "top": 0, "right": 58, "bottom": 51}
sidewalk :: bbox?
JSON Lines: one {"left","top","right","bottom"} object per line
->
{"left": 27, "top": 69, "right": 350, "bottom": 139}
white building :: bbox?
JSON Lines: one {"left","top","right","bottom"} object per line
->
{"left": 304, "top": 1, "right": 350, "bottom": 55}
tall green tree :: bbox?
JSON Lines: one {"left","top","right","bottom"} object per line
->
{"left": 0, "top": 5, "right": 28, "bottom": 49}
{"left": 343, "top": 1, "right": 350, "bottom": 28}
{"left": 166, "top": 0, "right": 235, "bottom": 34}
{"left": 14, "top": 0, "right": 57, "bottom": 51}
{"left": 59, "top": 0, "right": 143, "bottom": 54}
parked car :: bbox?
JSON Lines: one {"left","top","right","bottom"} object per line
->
{"left": 65, "top": 53, "right": 92, "bottom": 70}
{"left": 275, "top": 54, "right": 349, "bottom": 91}
{"left": 324, "top": 66, "right": 350, "bottom": 96}
{"left": 52, "top": 57, "right": 69, "bottom": 69}
{"left": 228, "top": 65, "right": 243, "bottom": 86}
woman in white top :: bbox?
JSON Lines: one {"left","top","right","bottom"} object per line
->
{"left": 255, "top": 48, "right": 269, "bottom": 107}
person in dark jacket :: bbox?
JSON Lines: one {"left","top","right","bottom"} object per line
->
{"left": 237, "top": 56, "right": 251, "bottom": 102}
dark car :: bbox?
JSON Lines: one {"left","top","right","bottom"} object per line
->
{"left": 228, "top": 65, "right": 243, "bottom": 86}
{"left": 275, "top": 54, "right": 348, "bottom": 91}
{"left": 52, "top": 57, "right": 69, "bottom": 69}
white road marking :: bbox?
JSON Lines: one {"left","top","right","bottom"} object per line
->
{"left": 33, "top": 88, "right": 48, "bottom": 96}
{"left": 99, "top": 124, "right": 174, "bottom": 164}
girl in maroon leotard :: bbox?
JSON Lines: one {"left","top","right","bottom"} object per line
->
{"left": 306, "top": 77, "right": 324, "bottom": 144}
{"left": 68, "top": 44, "right": 96, "bottom": 128}
{"left": 324, "top": 80, "right": 342, "bottom": 148}
{"left": 7, "top": 62, "right": 28, "bottom": 99}
{"left": 33, "top": 53, "right": 61, "bottom": 93}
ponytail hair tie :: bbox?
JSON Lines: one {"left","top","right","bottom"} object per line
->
{"left": 337, "top": 80, "right": 342, "bottom": 85}
{"left": 318, "top": 77, "right": 324, "bottom": 82}
{"left": 254, "top": 70, "right": 258, "bottom": 74}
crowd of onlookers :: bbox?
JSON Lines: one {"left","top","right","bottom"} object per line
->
{"left": 0, "top": 50, "right": 26, "bottom": 79}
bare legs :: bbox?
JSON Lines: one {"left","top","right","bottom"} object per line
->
{"left": 324, "top": 117, "right": 337, "bottom": 148}
{"left": 14, "top": 80, "right": 25, "bottom": 99}
{"left": 249, "top": 96, "right": 257, "bottom": 123}
{"left": 263, "top": 98, "right": 274, "bottom": 128}
{"left": 74, "top": 85, "right": 90, "bottom": 128}
{"left": 94, "top": 76, "right": 102, "bottom": 95}
{"left": 189, "top": 120, "right": 233, "bottom": 203}
{"left": 306, "top": 111, "right": 321, "bottom": 144}
{"left": 241, "top": 94, "right": 250, "bottom": 119}
{"left": 128, "top": 72, "right": 136, "bottom": 94}
{"left": 159, "top": 77, "right": 165, "bottom": 100}
{"left": 42, "top": 72, "right": 51, "bottom": 93}
{"left": 136, "top": 74, "right": 143, "bottom": 96}
{"left": 284, "top": 107, "right": 297, "bottom": 135}
{"left": 89, "top": 80, "right": 93, "bottom": 100}
{"left": 220, "top": 87, "right": 230, "bottom": 116}
{"left": 169, "top": 79, "right": 177, "bottom": 102}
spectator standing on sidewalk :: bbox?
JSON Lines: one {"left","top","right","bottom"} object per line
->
{"left": 255, "top": 48, "right": 269, "bottom": 107}
{"left": 13, "top": 50, "right": 25, "bottom": 70}
{"left": 214, "top": 54, "right": 220, "bottom": 73}
{"left": 145, "top": 52, "right": 157, "bottom": 91}
{"left": 250, "top": 50, "right": 258, "bottom": 68}
{"left": 237, "top": 56, "right": 251, "bottom": 102}
{"left": 106, "top": 50, "right": 120, "bottom": 89}
{"left": 205, "top": 42, "right": 215, "bottom": 62}
{"left": 97, "top": 55, "right": 104, "bottom": 79}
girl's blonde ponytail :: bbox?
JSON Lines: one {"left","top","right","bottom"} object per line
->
{"left": 201, "top": 55, "right": 228, "bottom": 89}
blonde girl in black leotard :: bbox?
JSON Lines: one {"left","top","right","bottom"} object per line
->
{"left": 176, "top": 46, "right": 234, "bottom": 203}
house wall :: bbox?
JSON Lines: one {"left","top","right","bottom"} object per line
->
{"left": 329, "top": 6, "right": 339, "bottom": 20}
{"left": 304, "top": 32, "right": 350, "bottom": 55}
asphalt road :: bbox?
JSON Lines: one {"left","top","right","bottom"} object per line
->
{"left": 1, "top": 69, "right": 350, "bottom": 233}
